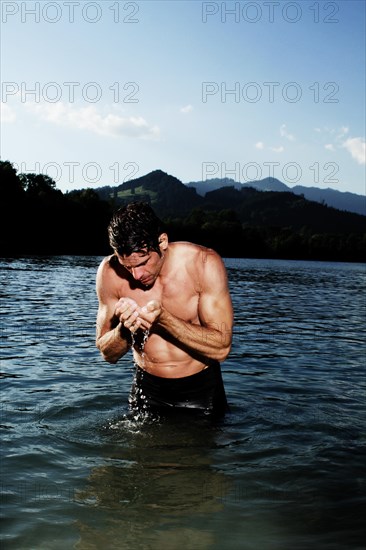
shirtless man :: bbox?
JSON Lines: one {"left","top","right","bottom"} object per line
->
{"left": 96, "top": 202, "right": 233, "bottom": 417}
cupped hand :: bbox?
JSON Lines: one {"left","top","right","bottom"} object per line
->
{"left": 137, "top": 300, "right": 162, "bottom": 330}
{"left": 115, "top": 298, "right": 161, "bottom": 333}
{"left": 115, "top": 297, "right": 141, "bottom": 332}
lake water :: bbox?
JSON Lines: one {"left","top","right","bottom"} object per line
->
{"left": 1, "top": 256, "right": 365, "bottom": 550}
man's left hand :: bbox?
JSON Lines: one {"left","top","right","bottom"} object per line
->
{"left": 136, "top": 300, "right": 162, "bottom": 331}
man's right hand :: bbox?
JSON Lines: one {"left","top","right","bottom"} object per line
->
{"left": 115, "top": 297, "right": 142, "bottom": 332}
{"left": 115, "top": 297, "right": 156, "bottom": 333}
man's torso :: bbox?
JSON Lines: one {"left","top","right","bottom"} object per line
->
{"left": 106, "top": 242, "right": 208, "bottom": 378}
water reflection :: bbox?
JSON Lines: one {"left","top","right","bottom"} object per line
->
{"left": 74, "top": 415, "right": 230, "bottom": 549}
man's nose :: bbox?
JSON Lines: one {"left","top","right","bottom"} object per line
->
{"left": 132, "top": 267, "right": 144, "bottom": 280}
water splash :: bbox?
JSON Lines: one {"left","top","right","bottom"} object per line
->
{"left": 141, "top": 329, "right": 150, "bottom": 354}
{"left": 131, "top": 328, "right": 150, "bottom": 365}
{"left": 129, "top": 328, "right": 151, "bottom": 421}
{"left": 106, "top": 410, "right": 159, "bottom": 434}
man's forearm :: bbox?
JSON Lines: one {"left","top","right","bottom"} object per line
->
{"left": 96, "top": 323, "right": 131, "bottom": 364}
{"left": 156, "top": 308, "right": 231, "bottom": 362}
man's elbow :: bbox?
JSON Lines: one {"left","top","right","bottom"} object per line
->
{"left": 214, "top": 341, "right": 232, "bottom": 363}
{"left": 96, "top": 341, "right": 119, "bottom": 364}
{"left": 217, "top": 347, "right": 231, "bottom": 362}
{"left": 101, "top": 352, "right": 119, "bottom": 364}
{"left": 218, "top": 329, "right": 232, "bottom": 362}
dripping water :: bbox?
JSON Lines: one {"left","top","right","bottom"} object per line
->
{"left": 128, "top": 328, "right": 150, "bottom": 420}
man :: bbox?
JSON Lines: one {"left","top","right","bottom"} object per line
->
{"left": 96, "top": 202, "right": 233, "bottom": 418}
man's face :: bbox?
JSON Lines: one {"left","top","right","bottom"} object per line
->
{"left": 116, "top": 249, "right": 165, "bottom": 287}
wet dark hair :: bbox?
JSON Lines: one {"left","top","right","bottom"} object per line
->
{"left": 108, "top": 202, "right": 166, "bottom": 256}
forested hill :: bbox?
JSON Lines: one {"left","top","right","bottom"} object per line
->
{"left": 1, "top": 162, "right": 365, "bottom": 262}
{"left": 187, "top": 176, "right": 366, "bottom": 216}
{"left": 94, "top": 169, "right": 365, "bottom": 234}
{"left": 95, "top": 170, "right": 202, "bottom": 217}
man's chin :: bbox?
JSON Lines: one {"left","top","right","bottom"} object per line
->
{"left": 140, "top": 277, "right": 154, "bottom": 288}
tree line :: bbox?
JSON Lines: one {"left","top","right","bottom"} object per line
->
{"left": 1, "top": 161, "right": 365, "bottom": 262}
{"left": 0, "top": 161, "right": 110, "bottom": 255}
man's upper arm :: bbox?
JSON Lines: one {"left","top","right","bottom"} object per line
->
{"left": 198, "top": 251, "right": 233, "bottom": 343}
{"left": 96, "top": 259, "right": 118, "bottom": 340}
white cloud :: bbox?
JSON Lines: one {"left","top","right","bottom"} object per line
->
{"left": 315, "top": 125, "right": 350, "bottom": 141}
{"left": 325, "top": 143, "right": 335, "bottom": 151}
{"left": 25, "top": 102, "right": 160, "bottom": 140}
{"left": 280, "top": 124, "right": 295, "bottom": 141}
{"left": 180, "top": 104, "right": 193, "bottom": 114}
{"left": 342, "top": 137, "right": 366, "bottom": 165}
{"left": 255, "top": 141, "right": 283, "bottom": 152}
{"left": 0, "top": 102, "right": 16, "bottom": 123}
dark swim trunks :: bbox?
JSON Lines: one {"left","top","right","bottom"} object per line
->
{"left": 129, "top": 361, "right": 229, "bottom": 418}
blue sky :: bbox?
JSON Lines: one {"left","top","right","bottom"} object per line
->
{"left": 1, "top": 0, "right": 365, "bottom": 195}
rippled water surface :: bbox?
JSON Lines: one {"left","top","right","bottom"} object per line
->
{"left": 1, "top": 256, "right": 365, "bottom": 549}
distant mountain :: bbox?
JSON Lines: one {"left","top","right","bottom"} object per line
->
{"left": 291, "top": 185, "right": 365, "bottom": 216}
{"left": 203, "top": 186, "right": 365, "bottom": 234}
{"left": 186, "top": 177, "right": 242, "bottom": 195}
{"left": 93, "top": 170, "right": 366, "bottom": 235}
{"left": 245, "top": 177, "right": 289, "bottom": 192}
{"left": 186, "top": 177, "right": 365, "bottom": 216}
{"left": 95, "top": 169, "right": 203, "bottom": 217}
{"left": 186, "top": 177, "right": 290, "bottom": 195}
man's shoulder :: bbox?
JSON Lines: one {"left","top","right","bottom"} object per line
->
{"left": 96, "top": 255, "right": 129, "bottom": 299}
{"left": 98, "top": 254, "right": 118, "bottom": 270}
{"left": 170, "top": 241, "right": 217, "bottom": 258}
{"left": 97, "top": 254, "right": 122, "bottom": 282}
{"left": 171, "top": 241, "right": 222, "bottom": 262}
{"left": 169, "top": 242, "right": 223, "bottom": 277}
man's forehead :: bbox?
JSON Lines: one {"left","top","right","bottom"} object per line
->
{"left": 117, "top": 251, "right": 150, "bottom": 266}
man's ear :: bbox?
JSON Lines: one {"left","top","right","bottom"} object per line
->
{"left": 158, "top": 233, "right": 168, "bottom": 253}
